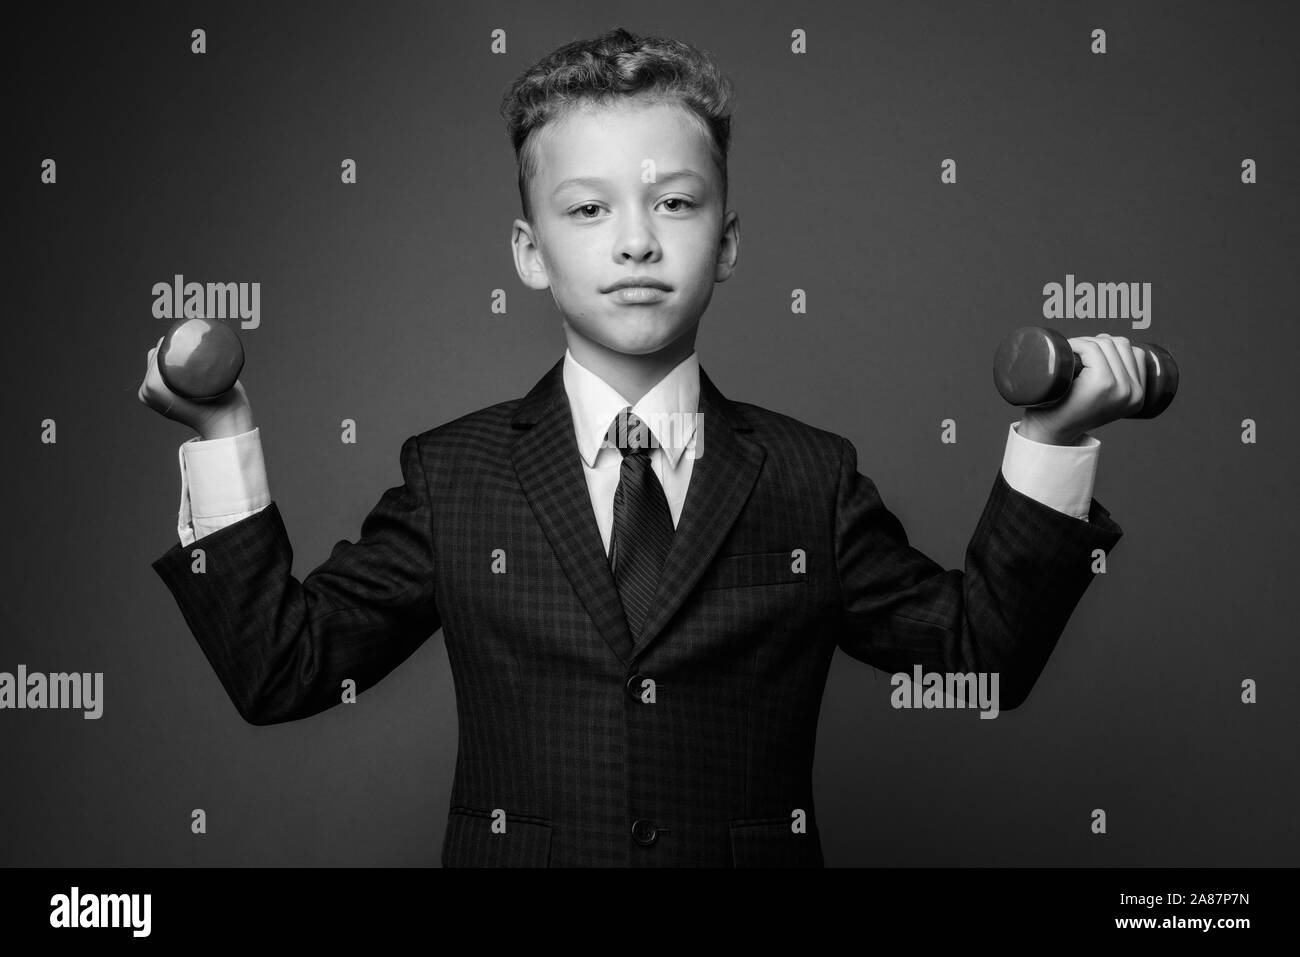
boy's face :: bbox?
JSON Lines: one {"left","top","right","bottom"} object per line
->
{"left": 511, "top": 97, "right": 739, "bottom": 360}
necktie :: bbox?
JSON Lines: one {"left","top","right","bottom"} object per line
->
{"left": 607, "top": 407, "right": 675, "bottom": 642}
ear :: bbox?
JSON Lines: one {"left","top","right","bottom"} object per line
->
{"left": 714, "top": 209, "right": 740, "bottom": 283}
{"left": 511, "top": 219, "right": 551, "bottom": 290}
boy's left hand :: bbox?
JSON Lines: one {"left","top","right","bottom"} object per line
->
{"left": 1017, "top": 333, "right": 1148, "bottom": 445}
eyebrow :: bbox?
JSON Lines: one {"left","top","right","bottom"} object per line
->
{"left": 552, "top": 169, "right": 707, "bottom": 197}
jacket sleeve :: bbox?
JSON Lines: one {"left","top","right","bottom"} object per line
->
{"left": 152, "top": 434, "right": 441, "bottom": 725}
{"left": 833, "top": 436, "right": 1122, "bottom": 709}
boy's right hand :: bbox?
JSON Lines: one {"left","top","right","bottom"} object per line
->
{"left": 138, "top": 335, "right": 255, "bottom": 440}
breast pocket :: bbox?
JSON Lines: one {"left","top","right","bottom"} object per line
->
{"left": 698, "top": 550, "right": 811, "bottom": 590}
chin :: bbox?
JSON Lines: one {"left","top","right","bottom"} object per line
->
{"left": 612, "top": 328, "right": 688, "bottom": 355}
{"left": 597, "top": 339, "right": 665, "bottom": 358}
{"left": 580, "top": 322, "right": 667, "bottom": 353}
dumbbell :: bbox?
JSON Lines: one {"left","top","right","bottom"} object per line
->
{"left": 156, "top": 317, "right": 245, "bottom": 401}
{"left": 993, "top": 326, "right": 1178, "bottom": 419}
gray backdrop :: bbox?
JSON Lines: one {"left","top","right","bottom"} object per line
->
{"left": 5, "top": 0, "right": 1297, "bottom": 866}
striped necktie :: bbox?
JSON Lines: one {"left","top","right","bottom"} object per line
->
{"left": 607, "top": 407, "right": 675, "bottom": 642}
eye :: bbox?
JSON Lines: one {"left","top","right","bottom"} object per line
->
{"left": 660, "top": 197, "right": 698, "bottom": 212}
{"left": 568, "top": 203, "right": 604, "bottom": 219}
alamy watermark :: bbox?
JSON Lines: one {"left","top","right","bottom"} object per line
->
{"left": 601, "top": 409, "right": 705, "bottom": 460}
{"left": 152, "top": 273, "right": 260, "bottom": 329}
{"left": 0, "top": 665, "right": 103, "bottom": 719}
{"left": 891, "top": 666, "right": 1000, "bottom": 719}
{"left": 50, "top": 887, "right": 150, "bottom": 937}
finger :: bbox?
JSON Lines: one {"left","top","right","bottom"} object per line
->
{"left": 1098, "top": 334, "right": 1142, "bottom": 391}
{"left": 1132, "top": 344, "right": 1147, "bottom": 393}
{"left": 1091, "top": 335, "right": 1140, "bottom": 410}
{"left": 1068, "top": 337, "right": 1112, "bottom": 384}
{"left": 1090, "top": 334, "right": 1128, "bottom": 388}
{"left": 145, "top": 336, "right": 163, "bottom": 374}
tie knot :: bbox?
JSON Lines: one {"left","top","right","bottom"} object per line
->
{"left": 607, "top": 408, "right": 658, "bottom": 456}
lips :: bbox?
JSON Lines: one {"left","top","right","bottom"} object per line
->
{"left": 611, "top": 286, "right": 668, "bottom": 303}
{"left": 606, "top": 277, "right": 671, "bottom": 292}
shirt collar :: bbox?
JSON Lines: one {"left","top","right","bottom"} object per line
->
{"left": 563, "top": 347, "right": 700, "bottom": 469}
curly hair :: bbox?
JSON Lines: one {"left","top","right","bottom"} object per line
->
{"left": 499, "top": 27, "right": 735, "bottom": 222}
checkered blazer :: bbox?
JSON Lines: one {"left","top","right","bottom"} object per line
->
{"left": 152, "top": 356, "right": 1123, "bottom": 867}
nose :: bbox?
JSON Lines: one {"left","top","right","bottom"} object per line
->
{"left": 616, "top": 211, "right": 661, "bottom": 263}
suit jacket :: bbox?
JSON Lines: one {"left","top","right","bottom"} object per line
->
{"left": 152, "top": 356, "right": 1123, "bottom": 867}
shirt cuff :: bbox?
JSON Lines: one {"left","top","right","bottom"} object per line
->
{"left": 177, "top": 427, "right": 270, "bottom": 544}
{"left": 1000, "top": 422, "right": 1099, "bottom": 521}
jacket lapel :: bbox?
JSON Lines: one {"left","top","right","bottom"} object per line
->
{"left": 510, "top": 357, "right": 636, "bottom": 663}
{"left": 630, "top": 365, "right": 764, "bottom": 657}
{"left": 508, "top": 356, "right": 765, "bottom": 665}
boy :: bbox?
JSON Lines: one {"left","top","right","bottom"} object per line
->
{"left": 141, "top": 28, "right": 1142, "bottom": 867}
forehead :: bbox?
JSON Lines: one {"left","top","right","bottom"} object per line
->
{"left": 533, "top": 98, "right": 716, "bottom": 183}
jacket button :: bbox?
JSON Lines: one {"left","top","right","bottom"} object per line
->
{"left": 625, "top": 674, "right": 648, "bottom": 700}
{"left": 630, "top": 819, "right": 658, "bottom": 846}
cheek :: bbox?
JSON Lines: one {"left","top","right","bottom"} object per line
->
{"left": 684, "top": 234, "right": 719, "bottom": 268}
{"left": 557, "top": 254, "right": 599, "bottom": 289}
{"left": 681, "top": 258, "right": 716, "bottom": 295}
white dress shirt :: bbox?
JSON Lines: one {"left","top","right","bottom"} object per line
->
{"left": 173, "top": 348, "right": 1100, "bottom": 547}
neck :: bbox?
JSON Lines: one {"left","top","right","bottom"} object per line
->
{"left": 563, "top": 322, "right": 698, "bottom": 406}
